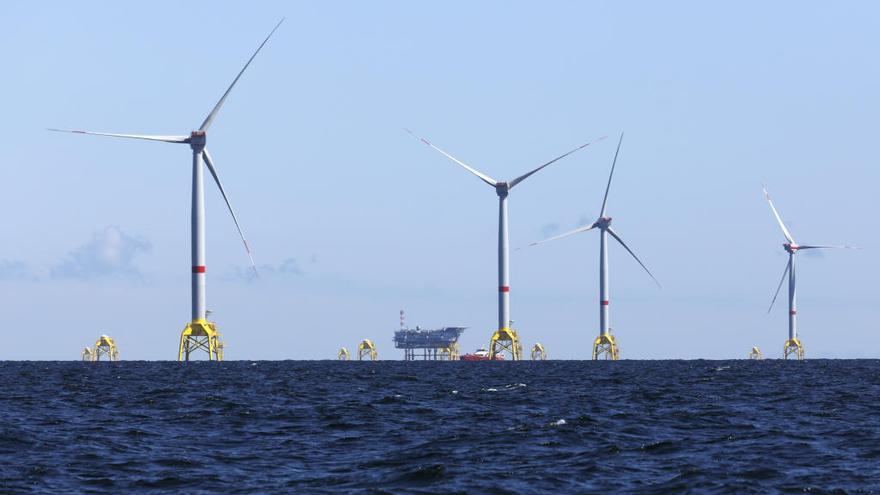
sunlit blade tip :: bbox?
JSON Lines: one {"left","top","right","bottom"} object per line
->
{"left": 607, "top": 227, "right": 660, "bottom": 288}
{"left": 526, "top": 224, "right": 596, "bottom": 249}
{"left": 509, "top": 135, "right": 605, "bottom": 188}
{"left": 199, "top": 19, "right": 283, "bottom": 131}
{"left": 405, "top": 129, "right": 497, "bottom": 186}
{"left": 48, "top": 128, "right": 188, "bottom": 143}
{"left": 762, "top": 186, "right": 795, "bottom": 244}
{"left": 403, "top": 128, "right": 431, "bottom": 146}
{"left": 798, "top": 244, "right": 861, "bottom": 250}
{"left": 599, "top": 132, "right": 625, "bottom": 217}
{"left": 202, "top": 150, "right": 256, "bottom": 271}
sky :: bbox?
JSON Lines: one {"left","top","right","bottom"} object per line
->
{"left": 0, "top": 1, "right": 877, "bottom": 360}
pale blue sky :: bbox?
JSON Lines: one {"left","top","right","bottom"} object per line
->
{"left": 0, "top": 1, "right": 877, "bottom": 359}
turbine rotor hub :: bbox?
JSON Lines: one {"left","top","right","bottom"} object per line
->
{"left": 784, "top": 243, "right": 799, "bottom": 253}
{"left": 189, "top": 130, "right": 207, "bottom": 151}
{"left": 495, "top": 182, "right": 510, "bottom": 197}
{"left": 595, "top": 216, "right": 612, "bottom": 229}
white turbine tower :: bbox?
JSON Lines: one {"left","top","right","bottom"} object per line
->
{"left": 527, "top": 134, "right": 659, "bottom": 360}
{"left": 763, "top": 186, "right": 858, "bottom": 360}
{"left": 51, "top": 20, "right": 283, "bottom": 361}
{"left": 406, "top": 129, "right": 604, "bottom": 360}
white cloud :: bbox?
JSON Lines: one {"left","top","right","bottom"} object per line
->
{"left": 0, "top": 260, "right": 38, "bottom": 281}
{"left": 230, "top": 257, "right": 306, "bottom": 283}
{"left": 50, "top": 226, "right": 151, "bottom": 279}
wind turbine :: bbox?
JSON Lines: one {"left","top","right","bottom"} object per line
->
{"left": 526, "top": 134, "right": 659, "bottom": 360}
{"left": 763, "top": 186, "right": 858, "bottom": 360}
{"left": 406, "top": 130, "right": 604, "bottom": 359}
{"left": 50, "top": 20, "right": 283, "bottom": 361}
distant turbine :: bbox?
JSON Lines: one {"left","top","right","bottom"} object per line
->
{"left": 527, "top": 134, "right": 659, "bottom": 360}
{"left": 763, "top": 186, "right": 858, "bottom": 360}
{"left": 407, "top": 129, "right": 604, "bottom": 359}
{"left": 50, "top": 19, "right": 283, "bottom": 361}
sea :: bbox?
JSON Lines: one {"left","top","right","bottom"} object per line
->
{"left": 1, "top": 360, "right": 878, "bottom": 494}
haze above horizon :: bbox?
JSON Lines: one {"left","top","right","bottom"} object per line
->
{"left": 0, "top": 1, "right": 877, "bottom": 359}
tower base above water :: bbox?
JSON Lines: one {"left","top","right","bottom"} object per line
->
{"left": 178, "top": 319, "right": 223, "bottom": 361}
{"left": 489, "top": 327, "right": 522, "bottom": 360}
{"left": 592, "top": 333, "right": 619, "bottom": 360}
{"left": 357, "top": 339, "right": 378, "bottom": 361}
{"left": 530, "top": 343, "right": 547, "bottom": 360}
{"left": 92, "top": 335, "right": 119, "bottom": 362}
{"left": 783, "top": 338, "right": 804, "bottom": 360}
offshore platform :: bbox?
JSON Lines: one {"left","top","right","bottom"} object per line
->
{"left": 393, "top": 310, "right": 465, "bottom": 361}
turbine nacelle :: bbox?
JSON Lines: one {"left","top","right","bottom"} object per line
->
{"left": 189, "top": 130, "right": 207, "bottom": 151}
{"left": 784, "top": 243, "right": 799, "bottom": 254}
{"left": 594, "top": 216, "right": 612, "bottom": 230}
{"left": 494, "top": 182, "right": 510, "bottom": 197}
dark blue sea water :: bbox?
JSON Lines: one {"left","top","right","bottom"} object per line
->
{"left": 1, "top": 360, "right": 878, "bottom": 494}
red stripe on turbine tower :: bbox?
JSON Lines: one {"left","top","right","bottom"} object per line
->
{"left": 192, "top": 266, "right": 206, "bottom": 273}
{"left": 499, "top": 286, "right": 510, "bottom": 292}
{"left": 790, "top": 310, "right": 797, "bottom": 315}
{"left": 601, "top": 300, "right": 609, "bottom": 306}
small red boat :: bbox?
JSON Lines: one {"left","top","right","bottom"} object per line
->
{"left": 460, "top": 348, "right": 504, "bottom": 361}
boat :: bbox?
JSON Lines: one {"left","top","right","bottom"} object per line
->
{"left": 460, "top": 348, "right": 503, "bottom": 361}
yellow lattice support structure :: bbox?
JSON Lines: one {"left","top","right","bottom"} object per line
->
{"left": 338, "top": 347, "right": 350, "bottom": 361}
{"left": 592, "top": 333, "right": 619, "bottom": 360}
{"left": 748, "top": 346, "right": 763, "bottom": 360}
{"left": 93, "top": 335, "right": 119, "bottom": 362}
{"left": 439, "top": 342, "right": 460, "bottom": 361}
{"left": 178, "top": 319, "right": 223, "bottom": 361}
{"left": 489, "top": 327, "right": 521, "bottom": 360}
{"left": 783, "top": 338, "right": 804, "bottom": 360}
{"left": 81, "top": 347, "right": 94, "bottom": 362}
{"left": 530, "top": 343, "right": 547, "bottom": 360}
{"left": 357, "top": 339, "right": 378, "bottom": 361}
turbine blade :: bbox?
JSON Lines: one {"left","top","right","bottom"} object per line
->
{"left": 199, "top": 18, "right": 284, "bottom": 131}
{"left": 522, "top": 224, "right": 596, "bottom": 250}
{"left": 509, "top": 135, "right": 606, "bottom": 189}
{"left": 607, "top": 227, "right": 661, "bottom": 288}
{"left": 202, "top": 149, "right": 258, "bottom": 276}
{"left": 762, "top": 186, "right": 795, "bottom": 244}
{"left": 599, "top": 133, "right": 624, "bottom": 217}
{"left": 404, "top": 129, "right": 497, "bottom": 186}
{"left": 797, "top": 244, "right": 861, "bottom": 250}
{"left": 768, "top": 258, "right": 791, "bottom": 313}
{"left": 47, "top": 128, "right": 188, "bottom": 144}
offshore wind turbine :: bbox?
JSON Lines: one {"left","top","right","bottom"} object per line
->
{"left": 407, "top": 129, "right": 604, "bottom": 359}
{"left": 527, "top": 134, "right": 659, "bottom": 360}
{"left": 763, "top": 186, "right": 858, "bottom": 360}
{"left": 50, "top": 20, "right": 283, "bottom": 361}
